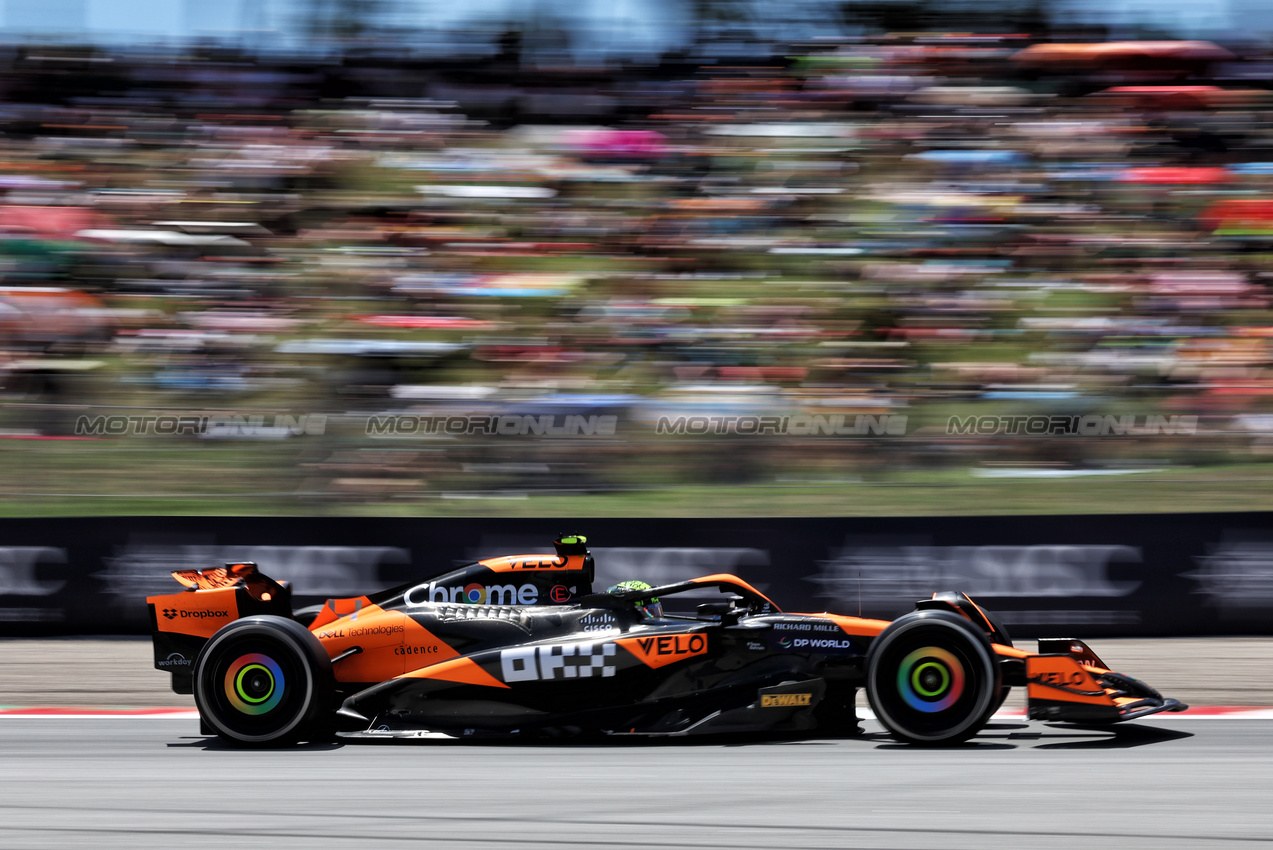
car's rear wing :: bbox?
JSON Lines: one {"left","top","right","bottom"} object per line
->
{"left": 145, "top": 562, "right": 292, "bottom": 694}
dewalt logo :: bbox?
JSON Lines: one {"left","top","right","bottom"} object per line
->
{"left": 761, "top": 693, "right": 812, "bottom": 708}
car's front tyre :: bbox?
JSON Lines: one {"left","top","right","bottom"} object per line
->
{"left": 193, "top": 616, "right": 334, "bottom": 748}
{"left": 866, "top": 610, "right": 1000, "bottom": 746}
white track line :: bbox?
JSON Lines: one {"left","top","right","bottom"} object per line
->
{"left": 2, "top": 708, "right": 1273, "bottom": 720}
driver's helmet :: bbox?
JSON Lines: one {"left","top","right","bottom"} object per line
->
{"left": 607, "top": 580, "right": 663, "bottom": 619}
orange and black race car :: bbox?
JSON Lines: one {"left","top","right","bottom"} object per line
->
{"left": 146, "top": 534, "right": 1185, "bottom": 747}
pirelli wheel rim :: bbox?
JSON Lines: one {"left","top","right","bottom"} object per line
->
{"left": 898, "top": 646, "right": 964, "bottom": 713}
{"left": 194, "top": 618, "right": 325, "bottom": 747}
{"left": 225, "top": 653, "right": 284, "bottom": 715}
{"left": 867, "top": 612, "right": 998, "bottom": 746}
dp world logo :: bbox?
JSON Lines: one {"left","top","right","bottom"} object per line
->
{"left": 162, "top": 608, "right": 178, "bottom": 620}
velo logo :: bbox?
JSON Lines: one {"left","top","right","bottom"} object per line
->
{"left": 615, "top": 633, "right": 708, "bottom": 669}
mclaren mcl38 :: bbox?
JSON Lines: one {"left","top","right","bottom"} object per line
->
{"left": 147, "top": 534, "right": 1185, "bottom": 747}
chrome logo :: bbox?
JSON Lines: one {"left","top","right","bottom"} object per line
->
{"left": 462, "top": 583, "right": 486, "bottom": 604}
{"left": 897, "top": 646, "right": 964, "bottom": 713}
{"left": 224, "top": 653, "right": 284, "bottom": 715}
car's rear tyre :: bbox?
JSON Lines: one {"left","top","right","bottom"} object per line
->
{"left": 866, "top": 610, "right": 1000, "bottom": 746}
{"left": 194, "top": 616, "right": 333, "bottom": 748}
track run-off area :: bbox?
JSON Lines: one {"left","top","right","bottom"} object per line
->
{"left": 0, "top": 714, "right": 1270, "bottom": 849}
{"left": 1, "top": 637, "right": 1271, "bottom": 848}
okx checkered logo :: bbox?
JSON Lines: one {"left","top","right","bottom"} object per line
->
{"left": 500, "top": 642, "right": 617, "bottom": 682}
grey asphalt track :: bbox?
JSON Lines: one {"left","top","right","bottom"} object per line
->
{"left": 0, "top": 716, "right": 1269, "bottom": 849}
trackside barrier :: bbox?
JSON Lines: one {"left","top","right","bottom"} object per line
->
{"left": 0, "top": 513, "right": 1268, "bottom": 637}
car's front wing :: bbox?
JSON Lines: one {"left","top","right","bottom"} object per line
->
{"left": 1018, "top": 639, "right": 1188, "bottom": 723}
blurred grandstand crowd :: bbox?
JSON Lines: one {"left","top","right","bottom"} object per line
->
{"left": 3, "top": 33, "right": 1273, "bottom": 503}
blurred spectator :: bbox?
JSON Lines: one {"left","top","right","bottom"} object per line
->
{"left": 0, "top": 30, "right": 1271, "bottom": 504}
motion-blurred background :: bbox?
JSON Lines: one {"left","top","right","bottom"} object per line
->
{"left": 2, "top": 0, "right": 1273, "bottom": 516}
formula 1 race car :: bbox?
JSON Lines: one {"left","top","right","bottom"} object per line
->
{"left": 146, "top": 534, "right": 1186, "bottom": 747}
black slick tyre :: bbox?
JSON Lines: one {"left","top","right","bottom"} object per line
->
{"left": 193, "top": 615, "right": 334, "bottom": 748}
{"left": 866, "top": 610, "right": 1000, "bottom": 746}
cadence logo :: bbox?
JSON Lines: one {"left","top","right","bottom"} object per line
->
{"left": 405, "top": 581, "right": 539, "bottom": 606}
{"left": 501, "top": 642, "right": 617, "bottom": 682}
{"left": 615, "top": 633, "right": 708, "bottom": 669}
{"left": 394, "top": 645, "right": 440, "bottom": 657}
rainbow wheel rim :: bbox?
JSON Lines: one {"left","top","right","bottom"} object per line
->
{"left": 223, "top": 653, "right": 285, "bottom": 715}
{"left": 897, "top": 646, "right": 965, "bottom": 713}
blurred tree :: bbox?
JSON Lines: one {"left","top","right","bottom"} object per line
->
{"left": 296, "top": 0, "right": 394, "bottom": 41}
{"left": 837, "top": 0, "right": 1050, "bottom": 35}
{"left": 687, "top": 0, "right": 760, "bottom": 44}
